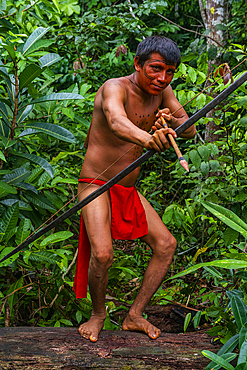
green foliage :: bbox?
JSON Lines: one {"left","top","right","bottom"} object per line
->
{"left": 203, "top": 294, "right": 247, "bottom": 370}
{"left": 0, "top": 0, "right": 247, "bottom": 341}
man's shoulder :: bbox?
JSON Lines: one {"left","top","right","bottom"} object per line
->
{"left": 99, "top": 77, "right": 131, "bottom": 102}
{"left": 102, "top": 76, "right": 129, "bottom": 90}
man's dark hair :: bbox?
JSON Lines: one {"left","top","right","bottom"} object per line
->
{"left": 135, "top": 36, "right": 181, "bottom": 67}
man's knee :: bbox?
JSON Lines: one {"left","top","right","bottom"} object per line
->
{"left": 155, "top": 233, "right": 177, "bottom": 257}
{"left": 91, "top": 248, "right": 113, "bottom": 269}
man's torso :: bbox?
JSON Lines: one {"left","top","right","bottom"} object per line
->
{"left": 80, "top": 75, "right": 167, "bottom": 187}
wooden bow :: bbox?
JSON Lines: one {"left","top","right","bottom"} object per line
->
{"left": 1, "top": 71, "right": 247, "bottom": 265}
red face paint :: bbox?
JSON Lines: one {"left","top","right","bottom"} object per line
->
{"left": 136, "top": 53, "right": 176, "bottom": 95}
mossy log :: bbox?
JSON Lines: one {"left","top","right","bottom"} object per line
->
{"left": 0, "top": 327, "right": 220, "bottom": 369}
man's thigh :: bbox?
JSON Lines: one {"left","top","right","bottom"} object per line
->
{"left": 137, "top": 192, "right": 174, "bottom": 250}
{"left": 78, "top": 182, "right": 112, "bottom": 252}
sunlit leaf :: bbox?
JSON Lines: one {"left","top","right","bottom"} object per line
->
{"left": 189, "top": 149, "right": 201, "bottom": 169}
{"left": 238, "top": 339, "right": 247, "bottom": 365}
{"left": 16, "top": 153, "right": 54, "bottom": 177}
{"left": 16, "top": 105, "right": 33, "bottom": 125}
{"left": 168, "top": 260, "right": 247, "bottom": 281}
{"left": 22, "top": 39, "right": 55, "bottom": 56}
{"left": 0, "top": 247, "right": 20, "bottom": 267}
{"left": 231, "top": 296, "right": 247, "bottom": 330}
{"left": 39, "top": 53, "right": 62, "bottom": 67}
{"left": 2, "top": 168, "right": 31, "bottom": 185}
{"left": 202, "top": 350, "right": 235, "bottom": 370}
{"left": 19, "top": 64, "right": 43, "bottom": 90}
{"left": 2, "top": 44, "right": 16, "bottom": 61}
{"left": 184, "top": 312, "right": 191, "bottom": 332}
{"left": 201, "top": 201, "right": 247, "bottom": 238}
{"left": 22, "top": 27, "right": 52, "bottom": 56}
{"left": 40, "top": 231, "right": 73, "bottom": 247}
{"left": 24, "top": 122, "right": 76, "bottom": 143}
{"left": 0, "top": 180, "right": 17, "bottom": 196}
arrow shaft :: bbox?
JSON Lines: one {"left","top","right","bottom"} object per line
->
{"left": 1, "top": 72, "right": 247, "bottom": 263}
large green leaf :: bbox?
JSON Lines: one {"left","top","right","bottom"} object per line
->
{"left": 0, "top": 61, "right": 14, "bottom": 104}
{"left": 30, "top": 92, "right": 84, "bottom": 105}
{"left": 238, "top": 340, "right": 247, "bottom": 365}
{"left": 201, "top": 201, "right": 247, "bottom": 238}
{"left": 189, "top": 149, "right": 201, "bottom": 169}
{"left": 18, "top": 128, "right": 39, "bottom": 138}
{"left": 23, "top": 122, "right": 75, "bottom": 143}
{"left": 0, "top": 63, "right": 11, "bottom": 82}
{"left": 15, "top": 153, "right": 54, "bottom": 177}
{"left": 198, "top": 145, "right": 210, "bottom": 161}
{"left": 60, "top": 0, "right": 80, "bottom": 15}
{"left": 40, "top": 231, "right": 73, "bottom": 247}
{"left": 19, "top": 64, "right": 43, "bottom": 90}
{"left": 205, "top": 334, "right": 239, "bottom": 370}
{"left": 0, "top": 247, "right": 20, "bottom": 267}
{"left": 0, "top": 97, "right": 13, "bottom": 108}
{"left": 231, "top": 296, "right": 247, "bottom": 330}
{"left": 0, "top": 202, "right": 19, "bottom": 242}
{"left": 15, "top": 218, "right": 31, "bottom": 246}
{"left": 51, "top": 0, "right": 60, "bottom": 12}
{"left": 0, "top": 119, "right": 10, "bottom": 138}
{"left": 5, "top": 75, "right": 15, "bottom": 104}
{"left": 22, "top": 27, "right": 52, "bottom": 56}
{"left": 0, "top": 199, "right": 32, "bottom": 211}
{"left": 16, "top": 105, "right": 33, "bottom": 125}
{"left": 24, "top": 192, "right": 56, "bottom": 211}
{"left": 0, "top": 0, "right": 6, "bottom": 10}
{"left": 0, "top": 180, "right": 17, "bottom": 197}
{"left": 239, "top": 326, "right": 247, "bottom": 350}
{"left": 2, "top": 168, "right": 31, "bottom": 185}
{"left": 202, "top": 350, "right": 235, "bottom": 370}
{"left": 0, "top": 150, "right": 6, "bottom": 162}
{"left": 39, "top": 53, "right": 62, "bottom": 67}
{"left": 2, "top": 44, "right": 16, "bottom": 62}
{"left": 168, "top": 259, "right": 247, "bottom": 281}
{"left": 0, "top": 101, "right": 10, "bottom": 125}
{"left": 15, "top": 182, "right": 38, "bottom": 194}
{"left": 29, "top": 251, "right": 61, "bottom": 264}
{"left": 21, "top": 39, "right": 55, "bottom": 56}
{"left": 18, "top": 93, "right": 84, "bottom": 114}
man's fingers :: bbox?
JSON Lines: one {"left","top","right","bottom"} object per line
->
{"left": 145, "top": 128, "right": 177, "bottom": 153}
{"left": 156, "top": 108, "right": 170, "bottom": 118}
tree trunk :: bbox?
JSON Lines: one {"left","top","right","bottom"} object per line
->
{"left": 0, "top": 327, "right": 221, "bottom": 369}
{"left": 198, "top": 0, "right": 228, "bottom": 142}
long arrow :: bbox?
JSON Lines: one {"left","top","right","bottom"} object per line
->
{"left": 1, "top": 71, "right": 247, "bottom": 264}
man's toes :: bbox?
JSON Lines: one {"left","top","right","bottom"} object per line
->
{"left": 149, "top": 328, "right": 161, "bottom": 339}
{"left": 79, "top": 327, "right": 89, "bottom": 339}
{"left": 89, "top": 333, "right": 98, "bottom": 342}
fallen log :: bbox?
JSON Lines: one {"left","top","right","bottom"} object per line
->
{"left": 0, "top": 327, "right": 220, "bottom": 369}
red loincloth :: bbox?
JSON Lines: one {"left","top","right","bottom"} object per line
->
{"left": 73, "top": 178, "right": 148, "bottom": 298}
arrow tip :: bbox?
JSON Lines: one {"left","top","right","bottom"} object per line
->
{"left": 179, "top": 157, "right": 189, "bottom": 172}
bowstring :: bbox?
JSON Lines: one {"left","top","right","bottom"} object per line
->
{"left": 16, "top": 58, "right": 247, "bottom": 248}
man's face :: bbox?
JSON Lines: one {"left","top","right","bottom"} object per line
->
{"left": 135, "top": 52, "right": 176, "bottom": 95}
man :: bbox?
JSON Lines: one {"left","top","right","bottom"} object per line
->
{"left": 73, "top": 36, "right": 196, "bottom": 342}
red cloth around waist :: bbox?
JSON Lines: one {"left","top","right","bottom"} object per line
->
{"left": 73, "top": 178, "right": 148, "bottom": 298}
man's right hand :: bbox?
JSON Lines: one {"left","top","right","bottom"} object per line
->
{"left": 143, "top": 127, "right": 177, "bottom": 154}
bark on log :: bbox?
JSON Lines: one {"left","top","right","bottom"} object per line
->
{"left": 0, "top": 327, "right": 220, "bottom": 370}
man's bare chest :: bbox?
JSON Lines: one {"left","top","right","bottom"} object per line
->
{"left": 125, "top": 95, "right": 162, "bottom": 133}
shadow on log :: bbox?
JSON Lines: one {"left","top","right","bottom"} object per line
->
{"left": 0, "top": 327, "right": 220, "bottom": 369}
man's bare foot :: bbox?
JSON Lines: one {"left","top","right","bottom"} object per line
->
{"left": 78, "top": 313, "right": 106, "bottom": 342}
{"left": 122, "top": 313, "right": 161, "bottom": 339}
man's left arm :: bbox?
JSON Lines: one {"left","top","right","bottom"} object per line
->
{"left": 156, "top": 86, "right": 196, "bottom": 139}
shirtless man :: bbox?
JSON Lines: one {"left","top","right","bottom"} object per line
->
{"left": 74, "top": 36, "right": 196, "bottom": 342}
